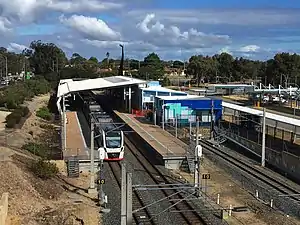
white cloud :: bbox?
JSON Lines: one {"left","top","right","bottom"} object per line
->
{"left": 58, "top": 41, "right": 74, "bottom": 49}
{"left": 239, "top": 45, "right": 261, "bottom": 52}
{"left": 7, "top": 42, "right": 28, "bottom": 52}
{"left": 219, "top": 46, "right": 232, "bottom": 54}
{"left": 60, "top": 15, "right": 121, "bottom": 41}
{"left": 82, "top": 39, "right": 158, "bottom": 51}
{"left": 48, "top": 0, "right": 123, "bottom": 13}
{"left": 128, "top": 8, "right": 300, "bottom": 26}
{"left": 0, "top": 0, "right": 123, "bottom": 25}
{"left": 0, "top": 16, "right": 12, "bottom": 33}
{"left": 136, "top": 13, "right": 230, "bottom": 49}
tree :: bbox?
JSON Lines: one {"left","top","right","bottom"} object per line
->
{"left": 139, "top": 53, "right": 164, "bottom": 80}
{"left": 70, "top": 53, "right": 86, "bottom": 65}
{"left": 216, "top": 53, "right": 234, "bottom": 82}
{"left": 89, "top": 56, "right": 98, "bottom": 64}
{"left": 23, "top": 40, "right": 68, "bottom": 77}
{"left": 172, "top": 60, "right": 184, "bottom": 68}
{"left": 186, "top": 55, "right": 218, "bottom": 86}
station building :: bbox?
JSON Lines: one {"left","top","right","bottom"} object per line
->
{"left": 132, "top": 81, "right": 187, "bottom": 111}
{"left": 154, "top": 95, "right": 222, "bottom": 127}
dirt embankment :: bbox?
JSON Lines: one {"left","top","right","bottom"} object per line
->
{"left": 0, "top": 94, "right": 101, "bottom": 225}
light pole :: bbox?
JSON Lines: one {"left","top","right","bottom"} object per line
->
{"left": 118, "top": 44, "right": 124, "bottom": 76}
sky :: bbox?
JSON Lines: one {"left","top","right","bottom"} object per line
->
{"left": 0, "top": 0, "right": 300, "bottom": 61}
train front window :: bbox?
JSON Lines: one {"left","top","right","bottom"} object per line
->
{"left": 105, "top": 131, "right": 121, "bottom": 148}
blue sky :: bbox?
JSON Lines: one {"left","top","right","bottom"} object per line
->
{"left": 0, "top": 0, "right": 300, "bottom": 61}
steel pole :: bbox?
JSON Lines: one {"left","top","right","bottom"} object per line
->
{"left": 89, "top": 117, "right": 95, "bottom": 190}
{"left": 126, "top": 173, "right": 133, "bottom": 225}
{"left": 175, "top": 114, "right": 178, "bottom": 138}
{"left": 261, "top": 107, "right": 266, "bottom": 167}
{"left": 196, "top": 116, "right": 199, "bottom": 146}
{"left": 121, "top": 163, "right": 127, "bottom": 225}
{"left": 162, "top": 105, "right": 165, "bottom": 130}
{"left": 62, "top": 95, "right": 67, "bottom": 151}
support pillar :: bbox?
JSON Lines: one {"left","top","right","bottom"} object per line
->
{"left": 123, "top": 87, "right": 127, "bottom": 111}
{"left": 126, "top": 173, "right": 133, "bottom": 224}
{"left": 62, "top": 95, "right": 67, "bottom": 151}
{"left": 128, "top": 86, "right": 131, "bottom": 113}
{"left": 89, "top": 118, "right": 96, "bottom": 193}
{"left": 121, "top": 164, "right": 127, "bottom": 225}
{"left": 162, "top": 105, "right": 165, "bottom": 130}
{"left": 261, "top": 108, "right": 266, "bottom": 167}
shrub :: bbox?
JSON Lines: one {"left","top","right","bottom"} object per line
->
{"left": 36, "top": 107, "right": 52, "bottom": 121}
{"left": 31, "top": 159, "right": 59, "bottom": 179}
{"left": 6, "top": 118, "right": 17, "bottom": 128}
{"left": 5, "top": 106, "right": 30, "bottom": 128}
{"left": 22, "top": 142, "right": 48, "bottom": 158}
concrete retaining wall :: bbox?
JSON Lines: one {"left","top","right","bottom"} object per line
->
{"left": 0, "top": 192, "right": 8, "bottom": 225}
{"left": 228, "top": 132, "right": 300, "bottom": 182}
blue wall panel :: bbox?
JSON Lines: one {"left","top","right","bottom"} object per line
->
{"left": 161, "top": 98, "right": 223, "bottom": 122}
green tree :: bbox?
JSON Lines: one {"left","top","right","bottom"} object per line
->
{"left": 70, "top": 53, "right": 86, "bottom": 65}
{"left": 89, "top": 56, "right": 98, "bottom": 64}
{"left": 140, "top": 52, "right": 164, "bottom": 80}
{"left": 23, "top": 40, "right": 68, "bottom": 77}
{"left": 172, "top": 60, "right": 184, "bottom": 68}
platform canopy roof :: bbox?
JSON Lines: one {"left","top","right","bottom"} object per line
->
{"left": 57, "top": 76, "right": 147, "bottom": 98}
{"left": 222, "top": 101, "right": 300, "bottom": 127}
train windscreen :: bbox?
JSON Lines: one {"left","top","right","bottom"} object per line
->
{"left": 105, "top": 131, "right": 121, "bottom": 148}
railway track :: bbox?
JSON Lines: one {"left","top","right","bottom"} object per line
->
{"left": 108, "top": 160, "right": 155, "bottom": 225}
{"left": 200, "top": 140, "right": 300, "bottom": 203}
{"left": 108, "top": 137, "right": 206, "bottom": 225}
{"left": 124, "top": 134, "right": 211, "bottom": 225}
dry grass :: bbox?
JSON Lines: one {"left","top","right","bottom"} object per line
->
{"left": 0, "top": 95, "right": 101, "bottom": 225}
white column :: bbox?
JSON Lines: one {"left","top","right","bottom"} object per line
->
{"left": 162, "top": 105, "right": 165, "bottom": 130}
{"left": 62, "top": 95, "right": 67, "bottom": 151}
{"left": 128, "top": 86, "right": 131, "bottom": 113}
{"left": 123, "top": 87, "right": 126, "bottom": 111}
{"left": 261, "top": 107, "right": 266, "bottom": 167}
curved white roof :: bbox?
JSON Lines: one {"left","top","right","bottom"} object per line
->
{"left": 222, "top": 102, "right": 300, "bottom": 127}
{"left": 57, "top": 76, "right": 147, "bottom": 98}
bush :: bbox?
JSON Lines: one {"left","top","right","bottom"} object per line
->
{"left": 0, "top": 78, "right": 50, "bottom": 110}
{"left": 36, "top": 107, "right": 52, "bottom": 121}
{"left": 22, "top": 142, "right": 48, "bottom": 158}
{"left": 5, "top": 106, "right": 30, "bottom": 128}
{"left": 31, "top": 159, "right": 59, "bottom": 179}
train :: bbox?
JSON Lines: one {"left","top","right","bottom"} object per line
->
{"left": 78, "top": 91, "right": 125, "bottom": 161}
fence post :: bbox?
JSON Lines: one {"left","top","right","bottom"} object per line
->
{"left": 217, "top": 194, "right": 220, "bottom": 205}
{"left": 229, "top": 205, "right": 232, "bottom": 216}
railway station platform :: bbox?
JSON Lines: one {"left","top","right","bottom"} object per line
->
{"left": 114, "top": 110, "right": 187, "bottom": 170}
{"left": 64, "top": 111, "right": 89, "bottom": 160}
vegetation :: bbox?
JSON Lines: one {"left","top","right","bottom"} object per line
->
{"left": 31, "top": 159, "right": 59, "bottom": 179}
{"left": 0, "top": 78, "right": 50, "bottom": 109}
{"left": 22, "top": 142, "right": 48, "bottom": 158}
{"left": 5, "top": 106, "right": 30, "bottom": 128}
{"left": 2, "top": 39, "right": 300, "bottom": 95}
{"left": 36, "top": 106, "right": 52, "bottom": 121}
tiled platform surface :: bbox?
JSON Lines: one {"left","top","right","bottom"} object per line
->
{"left": 114, "top": 111, "right": 187, "bottom": 159}
{"left": 64, "top": 111, "right": 88, "bottom": 159}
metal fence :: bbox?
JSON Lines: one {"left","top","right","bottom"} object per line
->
{"left": 202, "top": 147, "right": 300, "bottom": 218}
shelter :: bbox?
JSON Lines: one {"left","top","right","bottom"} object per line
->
{"left": 56, "top": 76, "right": 147, "bottom": 151}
